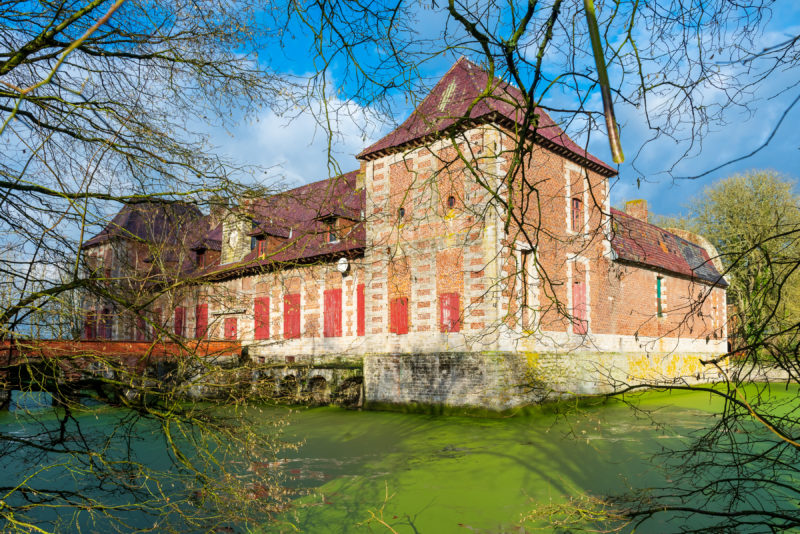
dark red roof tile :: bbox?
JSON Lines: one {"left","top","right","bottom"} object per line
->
{"left": 81, "top": 202, "right": 203, "bottom": 249}
{"left": 611, "top": 208, "right": 726, "bottom": 286}
{"left": 358, "top": 57, "right": 617, "bottom": 175}
{"left": 202, "top": 170, "right": 366, "bottom": 278}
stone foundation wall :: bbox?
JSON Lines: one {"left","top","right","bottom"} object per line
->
{"left": 364, "top": 351, "right": 729, "bottom": 410}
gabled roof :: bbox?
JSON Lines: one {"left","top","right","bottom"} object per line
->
{"left": 81, "top": 202, "right": 203, "bottom": 249}
{"left": 358, "top": 57, "right": 617, "bottom": 176}
{"left": 611, "top": 208, "right": 727, "bottom": 287}
{"left": 199, "top": 170, "right": 366, "bottom": 278}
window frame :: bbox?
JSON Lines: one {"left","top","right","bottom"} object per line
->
{"left": 439, "top": 292, "right": 461, "bottom": 333}
{"left": 254, "top": 296, "right": 270, "bottom": 340}
{"left": 323, "top": 288, "right": 343, "bottom": 337}
{"left": 283, "top": 293, "right": 301, "bottom": 339}
{"left": 389, "top": 296, "right": 409, "bottom": 335}
{"left": 571, "top": 197, "right": 583, "bottom": 232}
{"left": 224, "top": 317, "right": 238, "bottom": 340}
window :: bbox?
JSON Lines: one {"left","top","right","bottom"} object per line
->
{"left": 135, "top": 316, "right": 148, "bottom": 341}
{"left": 324, "top": 288, "right": 342, "bottom": 337}
{"left": 84, "top": 310, "right": 97, "bottom": 340}
{"left": 224, "top": 317, "right": 237, "bottom": 340}
{"left": 283, "top": 293, "right": 301, "bottom": 339}
{"left": 398, "top": 207, "right": 405, "bottom": 219}
{"left": 389, "top": 297, "right": 409, "bottom": 335}
{"left": 196, "top": 249, "right": 205, "bottom": 268}
{"left": 657, "top": 277, "right": 664, "bottom": 318}
{"left": 447, "top": 195, "right": 456, "bottom": 208}
{"left": 572, "top": 280, "right": 587, "bottom": 335}
{"left": 328, "top": 225, "right": 339, "bottom": 244}
{"left": 174, "top": 306, "right": 186, "bottom": 338}
{"left": 357, "top": 283, "right": 365, "bottom": 336}
{"left": 100, "top": 308, "right": 113, "bottom": 339}
{"left": 254, "top": 296, "right": 270, "bottom": 340}
{"left": 571, "top": 197, "right": 583, "bottom": 232}
{"left": 153, "top": 308, "right": 162, "bottom": 336}
{"left": 521, "top": 249, "right": 533, "bottom": 310}
{"left": 195, "top": 303, "right": 208, "bottom": 339}
{"left": 439, "top": 292, "right": 460, "bottom": 333}
{"left": 250, "top": 236, "right": 257, "bottom": 250}
{"left": 256, "top": 237, "right": 266, "bottom": 257}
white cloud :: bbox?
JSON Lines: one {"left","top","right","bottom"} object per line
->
{"left": 212, "top": 96, "right": 390, "bottom": 188}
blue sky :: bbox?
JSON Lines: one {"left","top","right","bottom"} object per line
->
{"left": 211, "top": 3, "right": 800, "bottom": 218}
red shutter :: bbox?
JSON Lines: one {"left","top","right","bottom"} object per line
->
{"left": 390, "top": 297, "right": 409, "bottom": 335}
{"left": 100, "top": 308, "right": 112, "bottom": 339}
{"left": 357, "top": 283, "right": 365, "bottom": 336}
{"left": 153, "top": 308, "right": 161, "bottom": 338}
{"left": 440, "top": 293, "right": 461, "bottom": 333}
{"left": 224, "top": 317, "right": 237, "bottom": 340}
{"left": 254, "top": 297, "right": 270, "bottom": 340}
{"left": 284, "top": 293, "right": 301, "bottom": 339}
{"left": 195, "top": 304, "right": 208, "bottom": 339}
{"left": 174, "top": 307, "right": 185, "bottom": 337}
{"left": 84, "top": 310, "right": 97, "bottom": 340}
{"left": 572, "top": 281, "right": 587, "bottom": 334}
{"left": 389, "top": 299, "right": 398, "bottom": 333}
{"left": 135, "top": 316, "right": 147, "bottom": 341}
{"left": 324, "top": 288, "right": 342, "bottom": 337}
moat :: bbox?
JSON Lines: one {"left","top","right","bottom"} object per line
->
{"left": 1, "top": 387, "right": 791, "bottom": 533}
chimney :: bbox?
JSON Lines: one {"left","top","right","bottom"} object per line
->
{"left": 625, "top": 199, "right": 648, "bottom": 223}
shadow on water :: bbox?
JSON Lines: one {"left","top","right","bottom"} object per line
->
{"left": 2, "top": 386, "right": 792, "bottom": 533}
{"left": 270, "top": 391, "right": 730, "bottom": 534}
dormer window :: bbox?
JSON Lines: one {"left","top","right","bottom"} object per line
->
{"left": 196, "top": 249, "right": 205, "bottom": 268}
{"left": 257, "top": 237, "right": 266, "bottom": 256}
{"left": 250, "top": 220, "right": 259, "bottom": 250}
{"left": 320, "top": 216, "right": 339, "bottom": 244}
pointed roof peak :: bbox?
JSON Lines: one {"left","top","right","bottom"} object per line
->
{"left": 358, "top": 58, "right": 616, "bottom": 175}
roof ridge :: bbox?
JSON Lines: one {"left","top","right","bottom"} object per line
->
{"left": 279, "top": 169, "right": 359, "bottom": 197}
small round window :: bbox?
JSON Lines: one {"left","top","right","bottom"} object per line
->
{"left": 447, "top": 196, "right": 456, "bottom": 208}
{"left": 398, "top": 207, "right": 405, "bottom": 218}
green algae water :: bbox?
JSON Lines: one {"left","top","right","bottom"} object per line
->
{"left": 1, "top": 386, "right": 796, "bottom": 532}
{"left": 272, "top": 391, "right": 720, "bottom": 533}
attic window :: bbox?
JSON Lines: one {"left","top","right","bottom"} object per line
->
{"left": 250, "top": 220, "right": 259, "bottom": 250}
{"left": 322, "top": 216, "right": 339, "bottom": 244}
{"left": 257, "top": 237, "right": 266, "bottom": 257}
{"left": 196, "top": 249, "right": 205, "bottom": 268}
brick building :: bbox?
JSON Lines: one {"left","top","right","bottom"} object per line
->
{"left": 81, "top": 59, "right": 728, "bottom": 407}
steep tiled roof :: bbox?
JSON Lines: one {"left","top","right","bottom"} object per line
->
{"left": 81, "top": 202, "right": 203, "bottom": 249}
{"left": 359, "top": 57, "right": 617, "bottom": 176}
{"left": 201, "top": 170, "right": 365, "bottom": 278}
{"left": 190, "top": 223, "right": 222, "bottom": 251}
{"left": 611, "top": 208, "right": 727, "bottom": 287}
